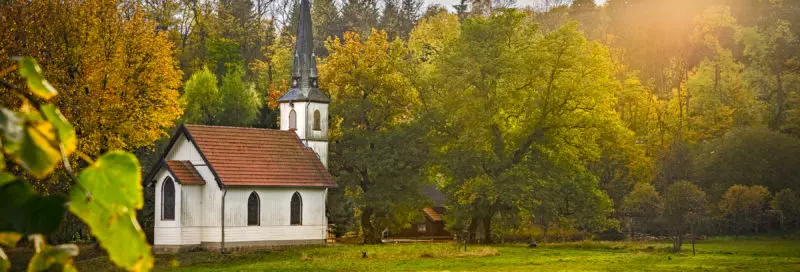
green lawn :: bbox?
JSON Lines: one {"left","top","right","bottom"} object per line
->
{"left": 76, "top": 238, "right": 800, "bottom": 271}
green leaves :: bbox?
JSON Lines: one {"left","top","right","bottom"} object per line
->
{"left": 0, "top": 103, "right": 76, "bottom": 178}
{"left": 69, "top": 152, "right": 152, "bottom": 271}
{"left": 1, "top": 106, "right": 64, "bottom": 179}
{"left": 14, "top": 57, "right": 57, "bottom": 100}
{"left": 0, "top": 179, "right": 66, "bottom": 235}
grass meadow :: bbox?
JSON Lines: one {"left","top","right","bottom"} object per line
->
{"left": 74, "top": 237, "right": 800, "bottom": 271}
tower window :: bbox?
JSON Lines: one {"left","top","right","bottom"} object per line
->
{"left": 162, "top": 177, "right": 175, "bottom": 221}
{"left": 248, "top": 191, "right": 260, "bottom": 226}
{"left": 313, "top": 110, "right": 321, "bottom": 131}
{"left": 290, "top": 192, "right": 303, "bottom": 225}
{"left": 289, "top": 109, "right": 297, "bottom": 129}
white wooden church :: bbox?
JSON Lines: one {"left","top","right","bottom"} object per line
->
{"left": 145, "top": 0, "right": 336, "bottom": 253}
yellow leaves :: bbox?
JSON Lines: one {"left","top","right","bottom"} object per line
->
{"left": 319, "top": 29, "right": 420, "bottom": 131}
{"left": 0, "top": 0, "right": 183, "bottom": 157}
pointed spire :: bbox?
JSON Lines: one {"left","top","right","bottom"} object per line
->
{"left": 279, "top": 0, "right": 331, "bottom": 103}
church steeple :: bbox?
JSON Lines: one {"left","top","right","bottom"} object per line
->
{"left": 278, "top": 0, "right": 330, "bottom": 168}
{"left": 278, "top": 0, "right": 330, "bottom": 103}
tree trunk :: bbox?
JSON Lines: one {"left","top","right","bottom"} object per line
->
{"left": 361, "top": 208, "right": 382, "bottom": 244}
{"left": 691, "top": 232, "right": 696, "bottom": 256}
{"left": 468, "top": 216, "right": 478, "bottom": 243}
{"left": 482, "top": 214, "right": 493, "bottom": 244}
{"left": 673, "top": 233, "right": 683, "bottom": 252}
{"left": 628, "top": 217, "right": 634, "bottom": 241}
{"left": 540, "top": 217, "right": 549, "bottom": 243}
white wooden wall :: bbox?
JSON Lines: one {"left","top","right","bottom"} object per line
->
{"left": 279, "top": 101, "right": 329, "bottom": 167}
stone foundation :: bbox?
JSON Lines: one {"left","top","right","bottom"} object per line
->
{"left": 153, "top": 239, "right": 326, "bottom": 254}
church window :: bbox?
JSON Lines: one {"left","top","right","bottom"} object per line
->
{"left": 290, "top": 192, "right": 302, "bottom": 225}
{"left": 248, "top": 191, "right": 260, "bottom": 226}
{"left": 289, "top": 109, "right": 297, "bottom": 129}
{"left": 313, "top": 110, "right": 321, "bottom": 131}
{"left": 162, "top": 177, "right": 175, "bottom": 220}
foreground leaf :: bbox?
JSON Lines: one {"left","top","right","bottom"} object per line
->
{"left": 69, "top": 151, "right": 152, "bottom": 271}
{"left": 0, "top": 179, "right": 66, "bottom": 234}
{"left": 14, "top": 57, "right": 56, "bottom": 100}
{"left": 0, "top": 233, "right": 21, "bottom": 248}
{"left": 0, "top": 247, "right": 8, "bottom": 272}
{"left": 1, "top": 107, "right": 62, "bottom": 178}
{"left": 40, "top": 104, "right": 76, "bottom": 155}
{"left": 27, "top": 235, "right": 78, "bottom": 272}
{"left": 0, "top": 173, "right": 14, "bottom": 187}
{"left": 0, "top": 232, "right": 20, "bottom": 272}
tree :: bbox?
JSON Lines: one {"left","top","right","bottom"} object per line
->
{"left": 341, "top": 0, "right": 380, "bottom": 37}
{"left": 693, "top": 128, "right": 800, "bottom": 198}
{"left": 312, "top": 0, "right": 344, "bottom": 56}
{"left": 737, "top": 3, "right": 800, "bottom": 135}
{"left": 320, "top": 30, "right": 428, "bottom": 244}
{"left": 423, "top": 11, "right": 623, "bottom": 243}
{"left": 684, "top": 6, "right": 763, "bottom": 142}
{"left": 182, "top": 67, "right": 221, "bottom": 125}
{"left": 0, "top": 0, "right": 183, "bottom": 157}
{"left": 622, "top": 183, "right": 664, "bottom": 239}
{"left": 0, "top": 57, "right": 152, "bottom": 271}
{"left": 718, "top": 185, "right": 770, "bottom": 235}
{"left": 217, "top": 66, "right": 261, "bottom": 126}
{"left": 663, "top": 180, "right": 706, "bottom": 252}
{"left": 771, "top": 188, "right": 800, "bottom": 230}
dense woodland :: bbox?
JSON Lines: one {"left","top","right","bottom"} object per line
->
{"left": 2, "top": 0, "right": 800, "bottom": 253}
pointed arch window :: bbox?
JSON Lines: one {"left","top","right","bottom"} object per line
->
{"left": 289, "top": 109, "right": 297, "bottom": 129}
{"left": 313, "top": 110, "right": 321, "bottom": 131}
{"left": 248, "top": 192, "right": 260, "bottom": 226}
{"left": 290, "top": 192, "right": 303, "bottom": 225}
{"left": 162, "top": 177, "right": 175, "bottom": 220}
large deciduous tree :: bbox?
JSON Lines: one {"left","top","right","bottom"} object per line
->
{"left": 320, "top": 30, "right": 428, "bottom": 244}
{"left": 421, "top": 10, "right": 625, "bottom": 243}
{"left": 0, "top": 0, "right": 183, "bottom": 156}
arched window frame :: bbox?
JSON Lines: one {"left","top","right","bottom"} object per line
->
{"left": 161, "top": 177, "right": 175, "bottom": 221}
{"left": 289, "top": 109, "right": 297, "bottom": 129}
{"left": 247, "top": 191, "right": 260, "bottom": 226}
{"left": 312, "top": 110, "right": 321, "bottom": 131}
{"left": 290, "top": 192, "right": 303, "bottom": 225}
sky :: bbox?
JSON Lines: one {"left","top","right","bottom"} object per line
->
{"left": 424, "top": 0, "right": 608, "bottom": 11}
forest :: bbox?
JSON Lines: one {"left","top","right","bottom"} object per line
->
{"left": 1, "top": 0, "right": 800, "bottom": 270}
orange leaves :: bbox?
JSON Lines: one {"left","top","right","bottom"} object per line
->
{"left": 0, "top": 0, "right": 183, "bottom": 156}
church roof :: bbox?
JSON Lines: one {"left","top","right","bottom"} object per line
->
{"left": 145, "top": 124, "right": 335, "bottom": 188}
{"left": 277, "top": 0, "right": 330, "bottom": 103}
{"left": 185, "top": 124, "right": 334, "bottom": 187}
{"left": 165, "top": 160, "right": 205, "bottom": 185}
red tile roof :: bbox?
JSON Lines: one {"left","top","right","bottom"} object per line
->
{"left": 184, "top": 124, "right": 335, "bottom": 187}
{"left": 423, "top": 207, "right": 442, "bottom": 222}
{"left": 165, "top": 160, "right": 205, "bottom": 185}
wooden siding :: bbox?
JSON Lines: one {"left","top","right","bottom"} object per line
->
{"left": 224, "top": 188, "right": 326, "bottom": 227}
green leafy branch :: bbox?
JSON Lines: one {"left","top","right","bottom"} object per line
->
{"left": 0, "top": 57, "right": 153, "bottom": 271}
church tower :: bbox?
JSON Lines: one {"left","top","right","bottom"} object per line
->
{"left": 278, "top": 0, "right": 330, "bottom": 168}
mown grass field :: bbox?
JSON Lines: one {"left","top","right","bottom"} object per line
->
{"left": 76, "top": 238, "right": 800, "bottom": 271}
